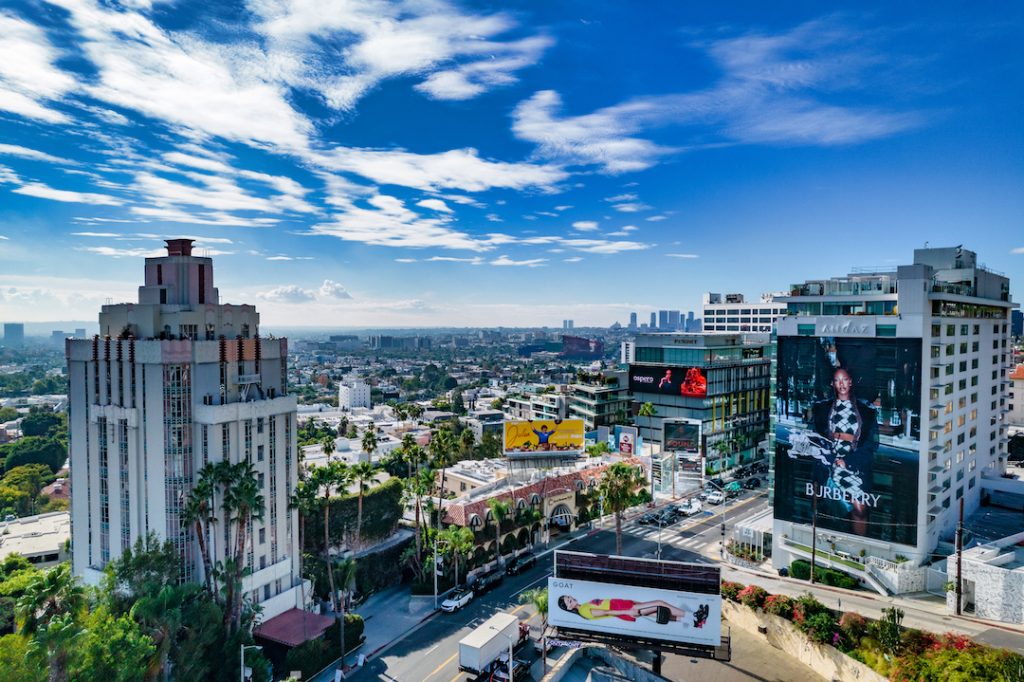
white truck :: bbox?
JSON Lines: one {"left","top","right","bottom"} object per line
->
{"left": 458, "top": 612, "right": 528, "bottom": 678}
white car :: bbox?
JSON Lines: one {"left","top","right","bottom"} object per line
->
{"left": 706, "top": 491, "right": 725, "bottom": 505}
{"left": 682, "top": 499, "right": 703, "bottom": 516}
{"left": 441, "top": 588, "right": 474, "bottom": 613}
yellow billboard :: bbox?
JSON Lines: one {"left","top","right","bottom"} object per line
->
{"left": 504, "top": 419, "right": 585, "bottom": 455}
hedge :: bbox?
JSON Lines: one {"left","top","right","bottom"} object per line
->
{"left": 305, "top": 477, "right": 405, "bottom": 552}
{"left": 790, "top": 559, "right": 860, "bottom": 590}
{"left": 355, "top": 536, "right": 413, "bottom": 597}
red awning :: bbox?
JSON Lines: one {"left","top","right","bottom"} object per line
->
{"left": 254, "top": 608, "right": 335, "bottom": 648}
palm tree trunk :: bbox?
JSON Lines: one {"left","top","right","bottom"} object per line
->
{"left": 324, "top": 501, "right": 338, "bottom": 613}
{"left": 414, "top": 495, "right": 422, "bottom": 558}
{"left": 615, "top": 513, "right": 622, "bottom": 555}
{"left": 195, "top": 519, "right": 213, "bottom": 596}
{"left": 356, "top": 491, "right": 364, "bottom": 550}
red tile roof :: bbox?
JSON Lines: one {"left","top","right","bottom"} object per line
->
{"left": 254, "top": 608, "right": 335, "bottom": 648}
{"left": 442, "top": 459, "right": 638, "bottom": 527}
{"left": 1011, "top": 364, "right": 1024, "bottom": 382}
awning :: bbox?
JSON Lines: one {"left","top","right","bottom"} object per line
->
{"left": 254, "top": 608, "right": 335, "bottom": 648}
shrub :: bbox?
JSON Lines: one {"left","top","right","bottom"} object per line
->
{"left": 789, "top": 559, "right": 859, "bottom": 589}
{"left": 792, "top": 592, "right": 827, "bottom": 626}
{"left": 736, "top": 584, "right": 767, "bottom": 609}
{"left": 900, "top": 627, "right": 939, "bottom": 655}
{"left": 284, "top": 614, "right": 365, "bottom": 679}
{"left": 763, "top": 594, "right": 794, "bottom": 618}
{"left": 803, "top": 611, "right": 838, "bottom": 645}
{"left": 838, "top": 611, "right": 868, "bottom": 642}
{"left": 720, "top": 581, "right": 744, "bottom": 602}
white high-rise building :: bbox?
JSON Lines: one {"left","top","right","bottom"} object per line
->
{"left": 338, "top": 378, "right": 371, "bottom": 409}
{"left": 702, "top": 292, "right": 787, "bottom": 333}
{"left": 772, "top": 246, "right": 1014, "bottom": 580}
{"left": 66, "top": 239, "right": 304, "bottom": 619}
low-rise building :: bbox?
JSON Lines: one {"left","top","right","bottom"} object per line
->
{"left": 568, "top": 370, "right": 630, "bottom": 431}
{"left": 0, "top": 512, "right": 70, "bottom": 568}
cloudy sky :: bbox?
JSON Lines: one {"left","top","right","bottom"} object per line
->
{"left": 0, "top": 1, "right": 1021, "bottom": 327}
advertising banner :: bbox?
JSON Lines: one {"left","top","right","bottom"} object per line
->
{"left": 629, "top": 365, "right": 708, "bottom": 398}
{"left": 663, "top": 420, "right": 700, "bottom": 453}
{"left": 773, "top": 337, "right": 921, "bottom": 545}
{"left": 504, "top": 419, "right": 585, "bottom": 455}
{"left": 548, "top": 576, "right": 722, "bottom": 647}
{"left": 613, "top": 425, "right": 639, "bottom": 455}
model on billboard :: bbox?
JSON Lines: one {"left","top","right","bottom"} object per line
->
{"left": 531, "top": 419, "right": 559, "bottom": 451}
{"left": 679, "top": 367, "right": 707, "bottom": 397}
{"left": 807, "top": 367, "right": 877, "bottom": 535}
{"left": 557, "top": 596, "right": 710, "bottom": 628}
{"left": 657, "top": 369, "right": 679, "bottom": 393}
{"left": 619, "top": 432, "right": 634, "bottom": 455}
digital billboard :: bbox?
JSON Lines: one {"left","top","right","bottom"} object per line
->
{"left": 504, "top": 419, "right": 584, "bottom": 455}
{"left": 773, "top": 337, "right": 921, "bottom": 545}
{"left": 663, "top": 420, "right": 700, "bottom": 453}
{"left": 629, "top": 365, "right": 707, "bottom": 398}
{"left": 550, "top": 551, "right": 721, "bottom": 648}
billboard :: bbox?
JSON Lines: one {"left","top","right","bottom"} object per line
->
{"left": 629, "top": 365, "right": 707, "bottom": 398}
{"left": 549, "top": 552, "right": 721, "bottom": 647}
{"left": 663, "top": 420, "right": 700, "bottom": 453}
{"left": 773, "top": 336, "right": 921, "bottom": 545}
{"left": 613, "top": 425, "right": 639, "bottom": 455}
{"left": 504, "top": 419, "right": 585, "bottom": 455}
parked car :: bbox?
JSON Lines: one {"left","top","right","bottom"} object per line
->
{"left": 725, "top": 481, "right": 742, "bottom": 498}
{"left": 733, "top": 465, "right": 749, "bottom": 478}
{"left": 706, "top": 491, "right": 725, "bottom": 505}
{"left": 491, "top": 656, "right": 530, "bottom": 681}
{"left": 473, "top": 569, "right": 504, "bottom": 595}
{"left": 505, "top": 552, "right": 537, "bottom": 576}
{"left": 751, "top": 461, "right": 769, "bottom": 474}
{"left": 743, "top": 476, "right": 762, "bottom": 489}
{"left": 707, "top": 477, "right": 725, "bottom": 490}
{"left": 441, "top": 587, "right": 474, "bottom": 612}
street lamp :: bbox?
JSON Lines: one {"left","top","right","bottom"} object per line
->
{"left": 240, "top": 644, "right": 262, "bottom": 682}
{"left": 488, "top": 624, "right": 515, "bottom": 682}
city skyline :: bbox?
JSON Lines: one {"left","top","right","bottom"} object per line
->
{"left": 0, "top": 1, "right": 1021, "bottom": 327}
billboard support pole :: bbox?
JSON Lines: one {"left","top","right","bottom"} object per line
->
{"left": 955, "top": 496, "right": 964, "bottom": 616}
{"left": 652, "top": 651, "right": 663, "bottom": 675}
{"left": 809, "top": 492, "right": 818, "bottom": 585}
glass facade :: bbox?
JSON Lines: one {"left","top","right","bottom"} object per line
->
{"left": 163, "top": 364, "right": 194, "bottom": 583}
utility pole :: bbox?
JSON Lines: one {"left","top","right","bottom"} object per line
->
{"left": 955, "top": 496, "right": 964, "bottom": 616}
{"left": 809, "top": 491, "right": 818, "bottom": 584}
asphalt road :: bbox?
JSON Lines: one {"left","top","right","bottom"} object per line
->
{"left": 360, "top": 491, "right": 768, "bottom": 682}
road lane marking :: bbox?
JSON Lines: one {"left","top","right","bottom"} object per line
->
{"left": 511, "top": 573, "right": 550, "bottom": 598}
{"left": 423, "top": 652, "right": 459, "bottom": 681}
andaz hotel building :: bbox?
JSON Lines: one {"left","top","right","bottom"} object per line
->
{"left": 772, "top": 247, "right": 1014, "bottom": 589}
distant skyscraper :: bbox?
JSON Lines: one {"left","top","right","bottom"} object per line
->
{"left": 66, "top": 239, "right": 303, "bottom": 621}
{"left": 649, "top": 312, "right": 656, "bottom": 328}
{"left": 668, "top": 310, "right": 681, "bottom": 330}
{"left": 629, "top": 312, "right": 637, "bottom": 329}
{"left": 2, "top": 323, "right": 24, "bottom": 348}
{"left": 75, "top": 328, "right": 86, "bottom": 338}
{"left": 563, "top": 319, "right": 574, "bottom": 330}
{"left": 1013, "top": 310, "right": 1023, "bottom": 338}
{"left": 658, "top": 310, "right": 668, "bottom": 329}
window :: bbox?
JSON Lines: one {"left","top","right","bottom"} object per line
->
{"left": 947, "top": 324, "right": 955, "bottom": 336}
{"left": 259, "top": 528, "right": 266, "bottom": 544}
{"left": 960, "top": 325, "right": 968, "bottom": 335}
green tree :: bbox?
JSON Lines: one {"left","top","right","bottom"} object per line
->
{"left": 102, "top": 532, "right": 181, "bottom": 615}
{"left": 334, "top": 558, "right": 358, "bottom": 660}
{"left": 519, "top": 587, "right": 549, "bottom": 676}
{"left": 486, "top": 498, "right": 510, "bottom": 567}
{"left": 182, "top": 467, "right": 218, "bottom": 597}
{"left": 439, "top": 526, "right": 474, "bottom": 587}
{"left": 310, "top": 461, "right": 351, "bottom": 613}
{"left": 19, "top": 409, "right": 61, "bottom": 439}
{"left": 0, "top": 407, "right": 20, "bottom": 423}
{"left": 351, "top": 462, "right": 381, "bottom": 549}
{"left": 130, "top": 585, "right": 193, "bottom": 681}
{"left": 222, "top": 461, "right": 264, "bottom": 633}
{"left": 879, "top": 606, "right": 904, "bottom": 655}
{"left": 16, "top": 564, "right": 86, "bottom": 682}
{"left": 289, "top": 478, "right": 320, "bottom": 614}
{"left": 459, "top": 429, "right": 475, "bottom": 458}
{"left": 0, "top": 632, "right": 44, "bottom": 682}
{"left": 0, "top": 484, "right": 30, "bottom": 518}
{"left": 322, "top": 436, "right": 336, "bottom": 459}
{"left": 3, "top": 437, "right": 66, "bottom": 475}
{"left": 24, "top": 612, "right": 82, "bottom": 682}
{"left": 599, "top": 462, "right": 645, "bottom": 555}
{"left": 360, "top": 423, "right": 379, "bottom": 461}
{"left": 73, "top": 606, "right": 154, "bottom": 682}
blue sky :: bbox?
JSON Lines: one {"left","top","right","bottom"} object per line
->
{"left": 0, "top": 1, "right": 1021, "bottom": 327}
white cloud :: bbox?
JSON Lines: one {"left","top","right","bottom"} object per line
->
{"left": 416, "top": 198, "right": 453, "bottom": 213}
{"left": 0, "top": 13, "right": 76, "bottom": 123}
{"left": 426, "top": 256, "right": 484, "bottom": 264}
{"left": 666, "top": 253, "right": 699, "bottom": 259}
{"left": 316, "top": 146, "right": 566, "bottom": 192}
{"left": 604, "top": 193, "right": 637, "bottom": 202}
{"left": 572, "top": 220, "right": 599, "bottom": 232}
{"left": 486, "top": 214, "right": 503, "bottom": 222}
{"left": 259, "top": 279, "right": 351, "bottom": 303}
{"left": 646, "top": 215, "right": 667, "bottom": 222}
{"left": 0, "top": 235, "right": 8, "bottom": 240}
{"left": 554, "top": 205, "right": 572, "bottom": 211}
{"left": 611, "top": 202, "right": 651, "bottom": 213}
{"left": 0, "top": 144, "right": 76, "bottom": 165}
{"left": 1011, "top": 247, "right": 1024, "bottom": 255}
{"left": 561, "top": 239, "right": 650, "bottom": 254}
{"left": 491, "top": 254, "right": 546, "bottom": 267}
{"left": 13, "top": 182, "right": 123, "bottom": 205}
{"left": 563, "top": 256, "right": 583, "bottom": 262}
{"left": 267, "top": 255, "right": 294, "bottom": 261}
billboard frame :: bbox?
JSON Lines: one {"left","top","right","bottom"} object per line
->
{"left": 503, "top": 418, "right": 585, "bottom": 457}
{"left": 549, "top": 550, "right": 728, "bottom": 663}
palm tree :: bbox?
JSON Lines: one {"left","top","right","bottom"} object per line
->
{"left": 410, "top": 468, "right": 434, "bottom": 558}
{"left": 361, "top": 423, "right": 379, "bottom": 463}
{"left": 334, "top": 557, "right": 358, "bottom": 660}
{"left": 599, "top": 462, "right": 645, "bottom": 555}
{"left": 351, "top": 461, "right": 380, "bottom": 549}
{"left": 17, "top": 563, "right": 86, "bottom": 682}
{"left": 224, "top": 461, "right": 265, "bottom": 632}
{"left": 183, "top": 466, "right": 218, "bottom": 597}
{"left": 637, "top": 401, "right": 658, "bottom": 497}
{"left": 518, "top": 587, "right": 549, "bottom": 677}
{"left": 459, "top": 429, "right": 475, "bottom": 459}
{"left": 322, "top": 435, "right": 336, "bottom": 460}
{"left": 399, "top": 433, "right": 418, "bottom": 478}
{"left": 439, "top": 526, "right": 474, "bottom": 587}
{"left": 311, "top": 461, "right": 350, "bottom": 614}
{"left": 131, "top": 584, "right": 192, "bottom": 681}
{"left": 290, "top": 479, "right": 320, "bottom": 611}
{"left": 486, "top": 498, "right": 511, "bottom": 568}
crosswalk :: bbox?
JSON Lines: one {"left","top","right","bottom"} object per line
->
{"left": 623, "top": 518, "right": 717, "bottom": 553}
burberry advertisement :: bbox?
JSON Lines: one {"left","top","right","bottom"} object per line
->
{"left": 773, "top": 336, "right": 921, "bottom": 545}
